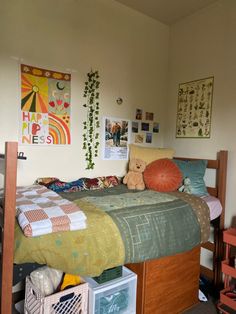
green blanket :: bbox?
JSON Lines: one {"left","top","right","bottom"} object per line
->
{"left": 14, "top": 185, "right": 210, "bottom": 276}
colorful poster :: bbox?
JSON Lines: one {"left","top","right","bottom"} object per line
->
{"left": 20, "top": 64, "right": 71, "bottom": 145}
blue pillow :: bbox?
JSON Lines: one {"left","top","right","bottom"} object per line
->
{"left": 173, "top": 159, "right": 208, "bottom": 196}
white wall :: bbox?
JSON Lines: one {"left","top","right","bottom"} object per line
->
{"left": 0, "top": 0, "right": 169, "bottom": 185}
{"left": 2, "top": 0, "right": 234, "bottom": 230}
{"left": 165, "top": 0, "right": 236, "bottom": 227}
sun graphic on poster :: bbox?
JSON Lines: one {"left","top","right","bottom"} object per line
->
{"left": 21, "top": 73, "right": 48, "bottom": 113}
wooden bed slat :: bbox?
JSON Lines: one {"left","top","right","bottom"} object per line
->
{"left": 202, "top": 241, "right": 215, "bottom": 251}
{"left": 0, "top": 142, "right": 18, "bottom": 314}
{"left": 207, "top": 187, "right": 217, "bottom": 197}
{"left": 200, "top": 265, "right": 214, "bottom": 280}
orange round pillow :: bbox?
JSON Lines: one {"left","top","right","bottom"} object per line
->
{"left": 143, "top": 158, "right": 182, "bottom": 192}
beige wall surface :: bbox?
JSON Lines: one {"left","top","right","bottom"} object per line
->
{"left": 1, "top": 0, "right": 235, "bottom": 232}
{"left": 165, "top": 0, "right": 236, "bottom": 227}
{"left": 0, "top": 0, "right": 169, "bottom": 185}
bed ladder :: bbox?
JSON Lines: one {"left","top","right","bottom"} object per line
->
{"left": 0, "top": 142, "right": 18, "bottom": 314}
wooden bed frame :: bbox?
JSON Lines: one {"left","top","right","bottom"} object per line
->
{"left": 175, "top": 151, "right": 228, "bottom": 289}
{"left": 0, "top": 142, "right": 228, "bottom": 314}
{"left": 126, "top": 150, "right": 228, "bottom": 313}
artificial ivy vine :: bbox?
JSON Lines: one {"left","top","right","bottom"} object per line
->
{"left": 82, "top": 70, "right": 100, "bottom": 169}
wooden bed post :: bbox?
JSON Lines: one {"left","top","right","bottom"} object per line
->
{"left": 174, "top": 151, "right": 228, "bottom": 291}
{"left": 0, "top": 142, "right": 18, "bottom": 314}
{"left": 217, "top": 150, "right": 228, "bottom": 230}
{"left": 215, "top": 150, "right": 228, "bottom": 289}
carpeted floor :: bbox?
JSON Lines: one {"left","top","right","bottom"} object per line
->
{"left": 183, "top": 299, "right": 218, "bottom": 314}
{"left": 185, "top": 300, "right": 236, "bottom": 314}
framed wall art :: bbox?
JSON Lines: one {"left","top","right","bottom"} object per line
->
{"left": 176, "top": 76, "right": 214, "bottom": 138}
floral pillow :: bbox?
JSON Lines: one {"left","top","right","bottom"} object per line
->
{"left": 36, "top": 176, "right": 120, "bottom": 193}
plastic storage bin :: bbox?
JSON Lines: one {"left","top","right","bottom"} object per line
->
{"left": 93, "top": 266, "right": 122, "bottom": 284}
{"left": 24, "top": 276, "right": 88, "bottom": 314}
{"left": 84, "top": 266, "right": 137, "bottom": 314}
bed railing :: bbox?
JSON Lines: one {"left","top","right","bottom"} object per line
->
{"left": 175, "top": 150, "right": 228, "bottom": 289}
{"left": 0, "top": 142, "right": 18, "bottom": 314}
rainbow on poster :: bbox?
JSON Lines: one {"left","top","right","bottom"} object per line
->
{"left": 20, "top": 64, "right": 71, "bottom": 145}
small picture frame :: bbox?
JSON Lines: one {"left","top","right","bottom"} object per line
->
{"left": 153, "top": 122, "right": 159, "bottom": 133}
{"left": 145, "top": 112, "right": 154, "bottom": 121}
{"left": 135, "top": 134, "right": 144, "bottom": 144}
{"left": 141, "top": 122, "right": 149, "bottom": 131}
{"left": 146, "top": 132, "right": 152, "bottom": 143}
{"left": 136, "top": 109, "right": 142, "bottom": 120}
{"left": 132, "top": 121, "right": 139, "bottom": 133}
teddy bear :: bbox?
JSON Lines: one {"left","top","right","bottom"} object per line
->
{"left": 123, "top": 158, "right": 146, "bottom": 190}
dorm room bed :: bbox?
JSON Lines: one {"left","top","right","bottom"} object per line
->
{"left": 0, "top": 142, "right": 227, "bottom": 314}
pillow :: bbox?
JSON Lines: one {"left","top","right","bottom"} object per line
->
{"left": 36, "top": 176, "right": 120, "bottom": 193}
{"left": 41, "top": 178, "right": 86, "bottom": 193}
{"left": 143, "top": 158, "right": 182, "bottom": 192}
{"left": 173, "top": 159, "right": 208, "bottom": 196}
{"left": 35, "top": 177, "right": 59, "bottom": 186}
{"left": 129, "top": 144, "right": 175, "bottom": 165}
{"left": 84, "top": 176, "right": 120, "bottom": 190}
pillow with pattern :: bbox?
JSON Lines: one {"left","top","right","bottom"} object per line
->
{"left": 36, "top": 176, "right": 120, "bottom": 193}
{"left": 144, "top": 158, "right": 182, "bottom": 192}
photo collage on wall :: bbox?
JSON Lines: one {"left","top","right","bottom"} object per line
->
{"left": 176, "top": 76, "right": 214, "bottom": 138}
{"left": 132, "top": 109, "right": 159, "bottom": 144}
{"left": 20, "top": 64, "right": 71, "bottom": 145}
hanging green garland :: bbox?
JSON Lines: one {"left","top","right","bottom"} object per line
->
{"left": 82, "top": 70, "right": 100, "bottom": 169}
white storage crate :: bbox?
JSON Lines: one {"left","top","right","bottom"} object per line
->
{"left": 24, "top": 276, "right": 88, "bottom": 314}
{"left": 84, "top": 266, "right": 137, "bottom": 314}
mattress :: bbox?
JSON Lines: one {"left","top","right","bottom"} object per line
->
{"left": 14, "top": 185, "right": 210, "bottom": 276}
{"left": 201, "top": 195, "right": 222, "bottom": 221}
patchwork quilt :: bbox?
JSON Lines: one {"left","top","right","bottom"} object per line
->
{"left": 15, "top": 185, "right": 87, "bottom": 237}
{"left": 14, "top": 185, "right": 210, "bottom": 276}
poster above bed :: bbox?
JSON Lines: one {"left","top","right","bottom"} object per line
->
{"left": 176, "top": 76, "right": 214, "bottom": 138}
{"left": 20, "top": 64, "right": 71, "bottom": 145}
{"left": 102, "top": 116, "right": 130, "bottom": 160}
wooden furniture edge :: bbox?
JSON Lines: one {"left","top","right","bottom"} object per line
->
{"left": 126, "top": 246, "right": 200, "bottom": 314}
{"left": 0, "top": 142, "right": 18, "bottom": 314}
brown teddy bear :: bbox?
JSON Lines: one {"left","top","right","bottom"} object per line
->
{"left": 123, "top": 158, "right": 146, "bottom": 190}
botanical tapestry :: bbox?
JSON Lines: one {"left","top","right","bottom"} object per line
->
{"left": 20, "top": 64, "right": 71, "bottom": 145}
{"left": 176, "top": 77, "right": 213, "bottom": 138}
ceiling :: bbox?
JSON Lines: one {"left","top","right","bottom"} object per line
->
{"left": 115, "top": 0, "right": 218, "bottom": 25}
